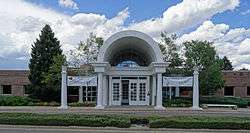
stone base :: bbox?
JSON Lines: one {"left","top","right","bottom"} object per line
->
{"left": 95, "top": 105, "right": 105, "bottom": 109}
{"left": 58, "top": 105, "right": 68, "bottom": 110}
{"left": 191, "top": 106, "right": 203, "bottom": 110}
{"left": 154, "top": 106, "right": 165, "bottom": 110}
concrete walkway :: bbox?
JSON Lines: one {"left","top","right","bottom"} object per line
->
{"left": 0, "top": 125, "right": 249, "bottom": 133}
{"left": 0, "top": 106, "right": 250, "bottom": 117}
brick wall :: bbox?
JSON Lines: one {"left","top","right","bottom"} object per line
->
{"left": 0, "top": 70, "right": 30, "bottom": 96}
{"left": 215, "top": 70, "right": 250, "bottom": 98}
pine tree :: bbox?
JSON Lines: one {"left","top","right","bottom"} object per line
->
{"left": 221, "top": 56, "right": 233, "bottom": 70}
{"left": 29, "top": 24, "right": 63, "bottom": 101}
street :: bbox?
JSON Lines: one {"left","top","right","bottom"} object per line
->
{"left": 0, "top": 125, "right": 249, "bottom": 133}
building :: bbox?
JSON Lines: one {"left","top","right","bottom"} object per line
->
{"left": 60, "top": 30, "right": 200, "bottom": 110}
{"left": 0, "top": 70, "right": 30, "bottom": 96}
{"left": 216, "top": 70, "right": 250, "bottom": 98}
{"left": 1, "top": 30, "right": 249, "bottom": 108}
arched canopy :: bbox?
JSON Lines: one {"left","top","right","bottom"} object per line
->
{"left": 97, "top": 30, "right": 164, "bottom": 66}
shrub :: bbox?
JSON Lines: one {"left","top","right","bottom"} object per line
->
{"left": 149, "top": 116, "right": 250, "bottom": 129}
{"left": 69, "top": 101, "right": 96, "bottom": 107}
{"left": 0, "top": 113, "right": 130, "bottom": 128}
{"left": 201, "top": 97, "right": 248, "bottom": 108}
{"left": 163, "top": 97, "right": 249, "bottom": 108}
{"left": 0, "top": 96, "right": 35, "bottom": 106}
{"left": 163, "top": 97, "right": 192, "bottom": 107}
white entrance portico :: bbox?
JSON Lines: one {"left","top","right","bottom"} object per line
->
{"left": 59, "top": 30, "right": 201, "bottom": 110}
{"left": 92, "top": 30, "right": 169, "bottom": 109}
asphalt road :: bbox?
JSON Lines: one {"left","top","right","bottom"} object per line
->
{"left": 0, "top": 125, "right": 249, "bottom": 133}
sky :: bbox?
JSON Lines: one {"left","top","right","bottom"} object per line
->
{"left": 0, "top": 0, "right": 250, "bottom": 70}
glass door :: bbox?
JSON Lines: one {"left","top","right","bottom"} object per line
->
{"left": 111, "top": 79, "right": 121, "bottom": 105}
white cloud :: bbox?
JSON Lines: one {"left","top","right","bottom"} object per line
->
{"left": 241, "top": 9, "right": 250, "bottom": 15}
{"left": 0, "top": 0, "right": 129, "bottom": 62}
{"left": 178, "top": 21, "right": 250, "bottom": 70}
{"left": 58, "top": 0, "right": 78, "bottom": 10}
{"left": 129, "top": 0, "right": 239, "bottom": 36}
{"left": 1, "top": 0, "right": 249, "bottom": 69}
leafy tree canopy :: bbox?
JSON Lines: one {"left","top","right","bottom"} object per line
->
{"left": 68, "top": 33, "right": 104, "bottom": 67}
{"left": 184, "top": 40, "right": 224, "bottom": 95}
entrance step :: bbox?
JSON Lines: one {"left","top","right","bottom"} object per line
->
{"left": 104, "top": 106, "right": 158, "bottom": 111}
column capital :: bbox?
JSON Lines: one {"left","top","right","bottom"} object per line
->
{"left": 92, "top": 62, "right": 109, "bottom": 73}
{"left": 61, "top": 66, "right": 67, "bottom": 74}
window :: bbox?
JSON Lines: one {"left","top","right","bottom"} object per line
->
{"left": 224, "top": 86, "right": 234, "bottom": 96}
{"left": 130, "top": 83, "right": 137, "bottom": 101}
{"left": 247, "top": 87, "right": 250, "bottom": 96}
{"left": 113, "top": 83, "right": 120, "bottom": 101}
{"left": 24, "top": 85, "right": 31, "bottom": 94}
{"left": 139, "top": 83, "right": 146, "bottom": 101}
{"left": 2, "top": 85, "right": 12, "bottom": 94}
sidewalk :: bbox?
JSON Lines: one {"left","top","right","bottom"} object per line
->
{"left": 0, "top": 125, "right": 248, "bottom": 133}
{"left": 0, "top": 106, "right": 250, "bottom": 117}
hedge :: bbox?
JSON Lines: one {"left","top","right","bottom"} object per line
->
{"left": 163, "top": 97, "right": 249, "bottom": 108}
{"left": 0, "top": 96, "right": 35, "bottom": 106}
{"left": 0, "top": 113, "right": 249, "bottom": 129}
{"left": 201, "top": 97, "right": 248, "bottom": 108}
{"left": 149, "top": 116, "right": 250, "bottom": 129}
{"left": 0, "top": 113, "right": 130, "bottom": 128}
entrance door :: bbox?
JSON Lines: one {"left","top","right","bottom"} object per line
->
{"left": 138, "top": 79, "right": 149, "bottom": 105}
{"left": 129, "top": 79, "right": 138, "bottom": 105}
{"left": 121, "top": 80, "right": 129, "bottom": 105}
{"left": 111, "top": 79, "right": 121, "bottom": 105}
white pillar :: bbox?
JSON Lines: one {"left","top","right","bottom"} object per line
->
{"left": 59, "top": 66, "right": 68, "bottom": 110}
{"left": 152, "top": 75, "right": 156, "bottom": 106}
{"left": 192, "top": 68, "right": 202, "bottom": 110}
{"left": 155, "top": 73, "right": 164, "bottom": 110}
{"left": 108, "top": 76, "right": 112, "bottom": 105}
{"left": 79, "top": 86, "right": 83, "bottom": 103}
{"left": 175, "top": 86, "right": 180, "bottom": 97}
{"left": 169, "top": 87, "right": 172, "bottom": 100}
{"left": 85, "top": 86, "right": 88, "bottom": 101}
{"left": 103, "top": 75, "right": 107, "bottom": 106}
{"left": 96, "top": 72, "right": 104, "bottom": 109}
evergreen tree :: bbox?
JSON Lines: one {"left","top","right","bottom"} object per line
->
{"left": 29, "top": 24, "right": 63, "bottom": 101}
{"left": 221, "top": 56, "right": 233, "bottom": 70}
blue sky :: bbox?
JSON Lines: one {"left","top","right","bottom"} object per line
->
{"left": 0, "top": 0, "right": 250, "bottom": 69}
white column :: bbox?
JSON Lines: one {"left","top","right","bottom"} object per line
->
{"left": 78, "top": 86, "right": 83, "bottom": 103}
{"left": 192, "top": 68, "right": 202, "bottom": 110}
{"left": 155, "top": 73, "right": 164, "bottom": 110}
{"left": 85, "top": 85, "right": 88, "bottom": 101}
{"left": 152, "top": 75, "right": 156, "bottom": 106}
{"left": 169, "top": 87, "right": 172, "bottom": 100}
{"left": 108, "top": 76, "right": 112, "bottom": 105}
{"left": 59, "top": 66, "right": 68, "bottom": 110}
{"left": 103, "top": 75, "right": 107, "bottom": 106}
{"left": 175, "top": 86, "right": 180, "bottom": 97}
{"left": 96, "top": 72, "right": 104, "bottom": 109}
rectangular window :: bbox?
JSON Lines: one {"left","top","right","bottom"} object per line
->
{"left": 247, "top": 87, "right": 250, "bottom": 96}
{"left": 2, "top": 85, "right": 12, "bottom": 94}
{"left": 24, "top": 85, "right": 31, "bottom": 94}
{"left": 83, "top": 86, "right": 97, "bottom": 102}
{"left": 224, "top": 86, "right": 234, "bottom": 96}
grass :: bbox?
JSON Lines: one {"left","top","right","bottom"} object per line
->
{"left": 0, "top": 113, "right": 249, "bottom": 129}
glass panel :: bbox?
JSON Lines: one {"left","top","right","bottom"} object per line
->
{"left": 130, "top": 83, "right": 137, "bottom": 101}
{"left": 113, "top": 83, "right": 120, "bottom": 101}
{"left": 139, "top": 83, "right": 146, "bottom": 101}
